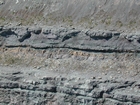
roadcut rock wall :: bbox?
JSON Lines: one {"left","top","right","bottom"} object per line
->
{"left": 0, "top": 26, "right": 140, "bottom": 105}
{"left": 0, "top": 0, "right": 140, "bottom": 105}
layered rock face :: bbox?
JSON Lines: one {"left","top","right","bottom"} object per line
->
{"left": 0, "top": 25, "right": 140, "bottom": 52}
{"left": 0, "top": 0, "right": 140, "bottom": 105}
{"left": 0, "top": 26, "right": 140, "bottom": 105}
{"left": 0, "top": 71, "right": 140, "bottom": 105}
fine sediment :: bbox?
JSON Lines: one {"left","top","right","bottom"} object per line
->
{"left": 0, "top": 0, "right": 140, "bottom": 31}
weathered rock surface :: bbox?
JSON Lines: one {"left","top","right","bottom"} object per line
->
{"left": 0, "top": 26, "right": 140, "bottom": 52}
{"left": 0, "top": 66, "right": 139, "bottom": 105}
{"left": 0, "top": 25, "right": 140, "bottom": 105}
{"left": 0, "top": 1, "right": 140, "bottom": 104}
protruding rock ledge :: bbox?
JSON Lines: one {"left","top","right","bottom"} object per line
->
{"left": 0, "top": 72, "right": 139, "bottom": 105}
{"left": 0, "top": 26, "right": 140, "bottom": 53}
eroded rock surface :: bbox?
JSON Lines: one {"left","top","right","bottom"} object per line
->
{"left": 0, "top": 0, "right": 140, "bottom": 104}
{"left": 0, "top": 25, "right": 140, "bottom": 105}
{"left": 0, "top": 26, "right": 140, "bottom": 52}
{"left": 0, "top": 66, "right": 140, "bottom": 105}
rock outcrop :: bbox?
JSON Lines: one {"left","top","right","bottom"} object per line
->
{"left": 0, "top": 0, "right": 140, "bottom": 105}
{"left": 0, "top": 26, "right": 140, "bottom": 52}
{"left": 0, "top": 68, "right": 140, "bottom": 105}
{"left": 0, "top": 26, "right": 140, "bottom": 105}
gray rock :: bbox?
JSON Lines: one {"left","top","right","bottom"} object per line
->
{"left": 29, "top": 27, "right": 42, "bottom": 34}
{"left": 86, "top": 30, "right": 114, "bottom": 40}
{"left": 17, "top": 31, "right": 31, "bottom": 42}
{"left": 62, "top": 30, "right": 81, "bottom": 42}
{"left": 0, "top": 28, "right": 15, "bottom": 37}
{"left": 0, "top": 26, "right": 140, "bottom": 53}
{"left": 0, "top": 0, "right": 4, "bottom": 5}
{"left": 0, "top": 75, "right": 140, "bottom": 105}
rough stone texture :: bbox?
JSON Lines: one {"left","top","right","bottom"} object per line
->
{"left": 0, "top": 26, "right": 140, "bottom": 52}
{"left": 0, "top": 0, "right": 140, "bottom": 104}
{"left": 0, "top": 25, "right": 140, "bottom": 104}
{"left": 0, "top": 69, "right": 140, "bottom": 105}
{"left": 0, "top": 47, "right": 140, "bottom": 105}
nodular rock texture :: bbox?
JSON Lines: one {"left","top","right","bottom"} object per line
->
{"left": 0, "top": 25, "right": 140, "bottom": 52}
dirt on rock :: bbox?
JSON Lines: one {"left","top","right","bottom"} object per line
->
{"left": 0, "top": 0, "right": 140, "bottom": 31}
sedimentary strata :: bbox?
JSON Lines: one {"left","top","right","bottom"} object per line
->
{"left": 0, "top": 26, "right": 140, "bottom": 105}
{"left": 0, "top": 0, "right": 140, "bottom": 104}
{"left": 0, "top": 26, "right": 140, "bottom": 52}
{"left": 0, "top": 68, "right": 140, "bottom": 105}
